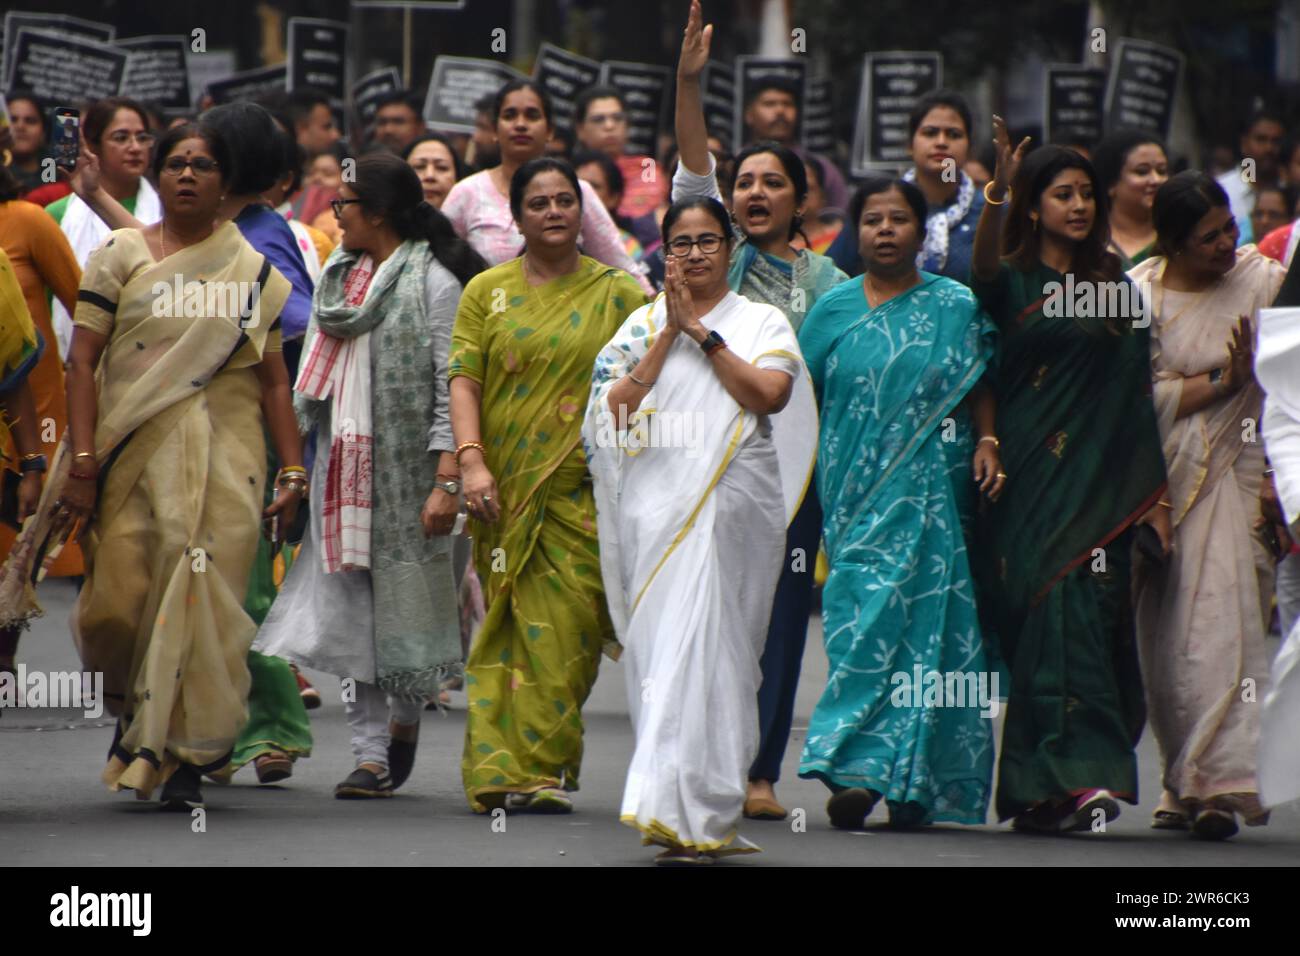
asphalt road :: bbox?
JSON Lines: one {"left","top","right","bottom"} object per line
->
{"left": 3, "top": 579, "right": 1298, "bottom": 866}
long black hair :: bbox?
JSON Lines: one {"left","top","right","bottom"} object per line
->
{"left": 351, "top": 152, "right": 487, "bottom": 287}
{"left": 1004, "top": 144, "right": 1121, "bottom": 284}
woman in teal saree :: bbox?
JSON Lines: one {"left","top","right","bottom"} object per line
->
{"left": 797, "top": 179, "right": 1000, "bottom": 828}
{"left": 970, "top": 122, "right": 1170, "bottom": 831}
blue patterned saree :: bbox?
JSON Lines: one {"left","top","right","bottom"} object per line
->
{"left": 797, "top": 272, "right": 996, "bottom": 824}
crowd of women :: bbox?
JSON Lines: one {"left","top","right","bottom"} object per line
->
{"left": 2, "top": 0, "right": 1300, "bottom": 864}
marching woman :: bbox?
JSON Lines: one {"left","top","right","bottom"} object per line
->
{"left": 796, "top": 178, "right": 999, "bottom": 830}
{"left": 441, "top": 79, "right": 654, "bottom": 295}
{"left": 674, "top": 0, "right": 846, "bottom": 820}
{"left": 970, "top": 120, "right": 1170, "bottom": 832}
{"left": 0, "top": 123, "right": 301, "bottom": 810}
{"left": 255, "top": 152, "right": 486, "bottom": 797}
{"left": 1131, "top": 172, "right": 1287, "bottom": 839}
{"left": 451, "top": 158, "right": 648, "bottom": 813}
{"left": 584, "top": 197, "right": 816, "bottom": 863}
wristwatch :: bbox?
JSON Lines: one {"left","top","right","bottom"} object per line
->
{"left": 1208, "top": 367, "right": 1226, "bottom": 394}
{"left": 699, "top": 330, "right": 726, "bottom": 355}
{"left": 434, "top": 478, "right": 461, "bottom": 496}
{"left": 18, "top": 454, "right": 47, "bottom": 474}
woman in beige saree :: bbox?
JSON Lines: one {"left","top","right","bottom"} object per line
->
{"left": 0, "top": 124, "right": 303, "bottom": 810}
{"left": 1131, "top": 171, "right": 1287, "bottom": 839}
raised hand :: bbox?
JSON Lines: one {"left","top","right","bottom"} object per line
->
{"left": 1221, "top": 314, "right": 1255, "bottom": 394}
{"left": 991, "top": 114, "right": 1030, "bottom": 198}
{"left": 679, "top": 0, "right": 712, "bottom": 80}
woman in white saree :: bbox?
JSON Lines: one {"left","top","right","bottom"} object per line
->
{"left": 582, "top": 198, "right": 816, "bottom": 864}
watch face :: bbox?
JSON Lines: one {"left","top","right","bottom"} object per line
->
{"left": 444, "top": 480, "right": 461, "bottom": 495}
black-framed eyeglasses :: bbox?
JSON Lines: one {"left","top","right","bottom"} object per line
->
{"left": 666, "top": 234, "right": 725, "bottom": 257}
{"left": 161, "top": 156, "right": 219, "bottom": 176}
{"left": 331, "top": 198, "right": 362, "bottom": 216}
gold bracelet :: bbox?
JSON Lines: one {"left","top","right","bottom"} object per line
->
{"left": 455, "top": 441, "right": 486, "bottom": 464}
{"left": 977, "top": 435, "right": 1000, "bottom": 448}
{"left": 1157, "top": 499, "right": 1173, "bottom": 509}
{"left": 983, "top": 181, "right": 1009, "bottom": 206}
{"left": 628, "top": 370, "right": 655, "bottom": 388}
{"left": 21, "top": 452, "right": 42, "bottom": 461}
{"left": 74, "top": 452, "right": 96, "bottom": 461}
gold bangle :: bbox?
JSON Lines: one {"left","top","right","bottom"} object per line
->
{"left": 977, "top": 435, "right": 1000, "bottom": 448}
{"left": 455, "top": 440, "right": 486, "bottom": 464}
{"left": 21, "top": 452, "right": 42, "bottom": 461}
{"left": 628, "top": 370, "right": 655, "bottom": 388}
{"left": 74, "top": 452, "right": 96, "bottom": 460}
{"left": 1157, "top": 499, "right": 1173, "bottom": 509}
{"left": 983, "top": 181, "right": 1009, "bottom": 206}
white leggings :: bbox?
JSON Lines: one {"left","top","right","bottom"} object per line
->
{"left": 343, "top": 679, "right": 424, "bottom": 769}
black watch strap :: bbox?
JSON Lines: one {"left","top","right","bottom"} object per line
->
{"left": 700, "top": 330, "right": 726, "bottom": 353}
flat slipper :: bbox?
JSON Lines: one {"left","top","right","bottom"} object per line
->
{"left": 655, "top": 848, "right": 713, "bottom": 866}
{"left": 1151, "top": 809, "right": 1190, "bottom": 830}
{"left": 1191, "top": 808, "right": 1238, "bottom": 841}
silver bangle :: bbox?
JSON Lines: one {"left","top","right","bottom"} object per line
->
{"left": 628, "top": 370, "right": 655, "bottom": 388}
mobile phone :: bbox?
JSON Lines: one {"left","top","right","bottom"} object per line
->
{"left": 51, "top": 107, "right": 80, "bottom": 172}
{"left": 0, "top": 94, "right": 11, "bottom": 136}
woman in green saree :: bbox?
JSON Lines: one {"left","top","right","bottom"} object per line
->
{"left": 450, "top": 157, "right": 649, "bottom": 813}
{"left": 970, "top": 121, "right": 1171, "bottom": 832}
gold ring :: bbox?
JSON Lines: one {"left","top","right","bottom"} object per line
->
{"left": 996, "top": 472, "right": 1007, "bottom": 479}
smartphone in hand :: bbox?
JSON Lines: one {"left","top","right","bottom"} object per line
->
{"left": 52, "top": 107, "right": 80, "bottom": 172}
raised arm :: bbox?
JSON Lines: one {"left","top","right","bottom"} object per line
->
{"left": 675, "top": 0, "right": 713, "bottom": 178}
{"left": 971, "top": 115, "right": 1029, "bottom": 283}
{"left": 63, "top": 146, "right": 144, "bottom": 231}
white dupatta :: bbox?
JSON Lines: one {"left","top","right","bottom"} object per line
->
{"left": 1258, "top": 305, "right": 1300, "bottom": 808}
{"left": 51, "top": 179, "right": 161, "bottom": 358}
{"left": 582, "top": 291, "right": 816, "bottom": 640}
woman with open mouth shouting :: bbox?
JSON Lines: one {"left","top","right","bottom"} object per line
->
{"left": 673, "top": 0, "right": 847, "bottom": 824}
{"left": 441, "top": 79, "right": 654, "bottom": 295}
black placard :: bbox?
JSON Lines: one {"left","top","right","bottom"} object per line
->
{"left": 286, "top": 17, "right": 348, "bottom": 101}
{"left": 352, "top": 66, "right": 402, "bottom": 130}
{"left": 118, "top": 36, "right": 192, "bottom": 113}
{"left": 598, "top": 61, "right": 670, "bottom": 158}
{"left": 1044, "top": 64, "right": 1106, "bottom": 147}
{"left": 733, "top": 56, "right": 805, "bottom": 149}
{"left": 206, "top": 64, "right": 288, "bottom": 105}
{"left": 850, "top": 51, "right": 942, "bottom": 174}
{"left": 1103, "top": 38, "right": 1184, "bottom": 140}
{"left": 5, "top": 29, "right": 128, "bottom": 106}
{"left": 701, "top": 61, "right": 735, "bottom": 151}
{"left": 803, "top": 76, "right": 834, "bottom": 154}
{"left": 532, "top": 42, "right": 601, "bottom": 133}
{"left": 3, "top": 12, "right": 114, "bottom": 91}
{"left": 424, "top": 56, "right": 525, "bottom": 133}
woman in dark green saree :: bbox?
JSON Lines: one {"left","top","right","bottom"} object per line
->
{"left": 970, "top": 121, "right": 1171, "bottom": 832}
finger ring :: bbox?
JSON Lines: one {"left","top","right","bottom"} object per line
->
{"left": 996, "top": 472, "right": 1007, "bottom": 479}
{"left": 483, "top": 495, "right": 492, "bottom": 502}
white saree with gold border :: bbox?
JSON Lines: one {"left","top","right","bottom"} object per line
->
{"left": 582, "top": 290, "right": 816, "bottom": 853}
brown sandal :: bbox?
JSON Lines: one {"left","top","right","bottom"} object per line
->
{"left": 255, "top": 751, "right": 293, "bottom": 783}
